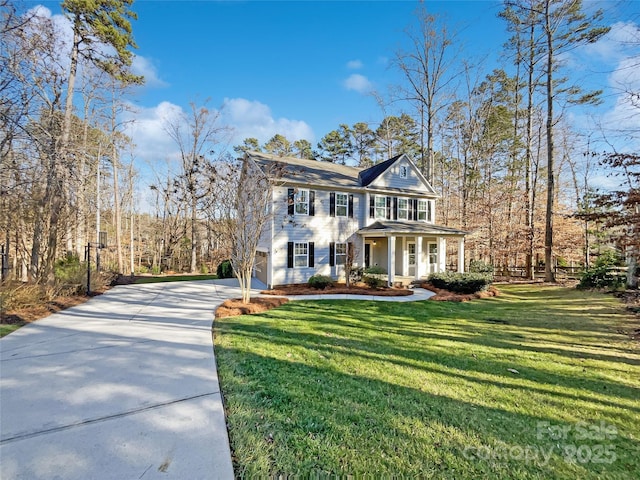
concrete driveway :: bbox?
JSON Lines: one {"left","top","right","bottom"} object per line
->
{"left": 0, "top": 279, "right": 256, "bottom": 480}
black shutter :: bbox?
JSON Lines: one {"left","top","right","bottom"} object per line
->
{"left": 329, "top": 242, "right": 335, "bottom": 266}
{"left": 287, "top": 188, "right": 294, "bottom": 215}
{"left": 393, "top": 197, "right": 398, "bottom": 220}
{"left": 411, "top": 199, "right": 418, "bottom": 221}
{"left": 287, "top": 242, "right": 294, "bottom": 268}
{"left": 386, "top": 196, "right": 391, "bottom": 220}
{"left": 330, "top": 192, "right": 336, "bottom": 217}
{"left": 309, "top": 190, "right": 315, "bottom": 216}
{"left": 309, "top": 242, "right": 314, "bottom": 267}
{"left": 369, "top": 195, "right": 375, "bottom": 218}
{"left": 348, "top": 194, "right": 354, "bottom": 218}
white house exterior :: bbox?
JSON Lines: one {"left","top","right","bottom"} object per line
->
{"left": 247, "top": 151, "right": 466, "bottom": 288}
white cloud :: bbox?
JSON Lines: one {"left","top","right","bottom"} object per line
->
{"left": 346, "top": 60, "right": 363, "bottom": 69}
{"left": 343, "top": 73, "right": 373, "bottom": 94}
{"left": 122, "top": 101, "right": 184, "bottom": 165}
{"left": 131, "top": 55, "right": 168, "bottom": 88}
{"left": 123, "top": 98, "right": 315, "bottom": 168}
{"left": 583, "top": 21, "right": 640, "bottom": 61}
{"left": 221, "top": 98, "right": 314, "bottom": 144}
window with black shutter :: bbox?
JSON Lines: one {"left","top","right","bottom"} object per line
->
{"left": 329, "top": 242, "right": 335, "bottom": 266}
{"left": 309, "top": 242, "right": 314, "bottom": 267}
{"left": 287, "top": 242, "right": 294, "bottom": 268}
{"left": 369, "top": 196, "right": 375, "bottom": 218}
{"left": 348, "top": 194, "right": 354, "bottom": 218}
{"left": 329, "top": 192, "right": 336, "bottom": 217}
{"left": 386, "top": 196, "right": 391, "bottom": 220}
{"left": 309, "top": 191, "right": 315, "bottom": 216}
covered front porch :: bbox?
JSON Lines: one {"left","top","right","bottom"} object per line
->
{"left": 358, "top": 221, "right": 466, "bottom": 287}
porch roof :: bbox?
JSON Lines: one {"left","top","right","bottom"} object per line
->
{"left": 357, "top": 220, "right": 467, "bottom": 236}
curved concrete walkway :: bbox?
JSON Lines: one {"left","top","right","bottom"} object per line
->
{"left": 0, "top": 279, "right": 249, "bottom": 480}
{"left": 0, "top": 278, "right": 434, "bottom": 479}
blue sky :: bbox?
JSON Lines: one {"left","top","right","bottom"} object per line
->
{"left": 35, "top": 0, "right": 639, "bottom": 175}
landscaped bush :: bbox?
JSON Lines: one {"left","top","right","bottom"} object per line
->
{"left": 308, "top": 275, "right": 335, "bottom": 290}
{"left": 363, "top": 266, "right": 387, "bottom": 289}
{"left": 54, "top": 253, "right": 87, "bottom": 294}
{"left": 468, "top": 260, "right": 494, "bottom": 276}
{"left": 216, "top": 260, "right": 234, "bottom": 279}
{"left": 428, "top": 271, "right": 492, "bottom": 294}
{"left": 578, "top": 250, "right": 625, "bottom": 290}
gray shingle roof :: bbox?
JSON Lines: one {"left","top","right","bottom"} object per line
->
{"left": 247, "top": 151, "right": 362, "bottom": 188}
{"left": 358, "top": 220, "right": 467, "bottom": 236}
{"left": 358, "top": 154, "right": 401, "bottom": 186}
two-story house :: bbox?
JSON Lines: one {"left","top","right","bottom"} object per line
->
{"left": 246, "top": 151, "right": 467, "bottom": 288}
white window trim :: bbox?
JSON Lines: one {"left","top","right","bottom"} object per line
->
{"left": 397, "top": 197, "right": 409, "bottom": 220}
{"left": 335, "top": 242, "right": 347, "bottom": 265}
{"left": 399, "top": 165, "right": 408, "bottom": 178}
{"left": 336, "top": 192, "right": 348, "bottom": 218}
{"left": 294, "top": 242, "right": 308, "bottom": 268}
{"left": 375, "top": 195, "right": 387, "bottom": 219}
{"left": 295, "top": 189, "right": 309, "bottom": 216}
{"left": 417, "top": 199, "right": 428, "bottom": 221}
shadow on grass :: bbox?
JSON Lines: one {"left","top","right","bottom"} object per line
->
{"left": 216, "top": 343, "right": 639, "bottom": 478}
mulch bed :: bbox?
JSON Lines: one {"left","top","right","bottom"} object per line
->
{"left": 261, "top": 283, "right": 414, "bottom": 297}
{"left": 1, "top": 294, "right": 94, "bottom": 325}
{"left": 418, "top": 282, "right": 500, "bottom": 302}
{"left": 215, "top": 297, "right": 290, "bottom": 319}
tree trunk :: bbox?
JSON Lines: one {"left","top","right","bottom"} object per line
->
{"left": 544, "top": 0, "right": 556, "bottom": 283}
{"left": 112, "top": 142, "right": 123, "bottom": 274}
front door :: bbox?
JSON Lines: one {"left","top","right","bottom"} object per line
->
{"left": 407, "top": 242, "right": 416, "bottom": 277}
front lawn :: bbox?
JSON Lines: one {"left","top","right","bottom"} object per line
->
{"left": 214, "top": 285, "right": 640, "bottom": 478}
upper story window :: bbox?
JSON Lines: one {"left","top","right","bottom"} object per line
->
{"left": 375, "top": 195, "right": 387, "bottom": 219}
{"left": 336, "top": 193, "right": 348, "bottom": 217}
{"left": 416, "top": 199, "right": 433, "bottom": 222}
{"left": 295, "top": 189, "right": 309, "bottom": 215}
{"left": 417, "top": 199, "right": 428, "bottom": 221}
{"left": 399, "top": 165, "right": 408, "bottom": 178}
{"left": 397, "top": 198, "right": 409, "bottom": 220}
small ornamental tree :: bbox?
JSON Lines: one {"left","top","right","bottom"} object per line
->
{"left": 219, "top": 155, "right": 283, "bottom": 304}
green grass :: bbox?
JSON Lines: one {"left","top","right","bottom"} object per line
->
{"left": 0, "top": 322, "right": 23, "bottom": 338}
{"left": 133, "top": 274, "right": 218, "bottom": 284}
{"left": 214, "top": 285, "right": 640, "bottom": 479}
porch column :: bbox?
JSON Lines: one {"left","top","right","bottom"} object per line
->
{"left": 388, "top": 235, "right": 396, "bottom": 286}
{"left": 457, "top": 237, "right": 465, "bottom": 273}
{"left": 362, "top": 235, "right": 366, "bottom": 268}
{"left": 437, "top": 236, "right": 446, "bottom": 272}
{"left": 415, "top": 236, "right": 423, "bottom": 280}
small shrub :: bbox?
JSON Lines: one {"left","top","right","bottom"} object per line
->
{"left": 428, "top": 271, "right": 492, "bottom": 294}
{"left": 350, "top": 267, "right": 364, "bottom": 283}
{"left": 578, "top": 250, "right": 625, "bottom": 290}
{"left": 363, "top": 266, "right": 387, "bottom": 289}
{"left": 216, "top": 260, "right": 234, "bottom": 279}
{"left": 200, "top": 264, "right": 210, "bottom": 274}
{"left": 468, "top": 260, "right": 494, "bottom": 276}
{"left": 151, "top": 265, "right": 161, "bottom": 275}
{"left": 308, "top": 275, "right": 335, "bottom": 290}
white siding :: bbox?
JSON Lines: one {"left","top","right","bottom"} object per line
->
{"left": 271, "top": 186, "right": 364, "bottom": 286}
{"left": 368, "top": 156, "right": 432, "bottom": 193}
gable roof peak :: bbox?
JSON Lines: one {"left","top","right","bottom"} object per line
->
{"left": 358, "top": 153, "right": 405, "bottom": 187}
